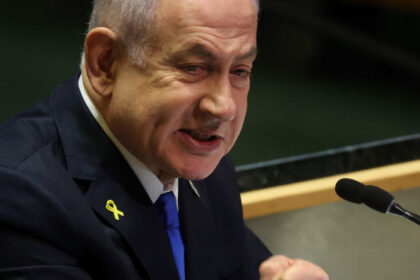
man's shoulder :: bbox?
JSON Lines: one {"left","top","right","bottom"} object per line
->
{"left": 0, "top": 72, "right": 81, "bottom": 170}
{"left": 0, "top": 97, "right": 59, "bottom": 170}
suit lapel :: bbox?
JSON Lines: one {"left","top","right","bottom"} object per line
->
{"left": 179, "top": 179, "right": 218, "bottom": 280}
{"left": 85, "top": 150, "right": 181, "bottom": 280}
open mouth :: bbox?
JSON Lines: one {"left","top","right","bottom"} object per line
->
{"left": 179, "top": 129, "right": 219, "bottom": 142}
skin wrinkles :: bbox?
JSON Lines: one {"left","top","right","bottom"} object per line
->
{"left": 167, "top": 45, "right": 218, "bottom": 65}
{"left": 164, "top": 29, "right": 256, "bottom": 62}
{"left": 136, "top": 41, "right": 256, "bottom": 89}
{"left": 154, "top": 40, "right": 257, "bottom": 91}
{"left": 164, "top": 43, "right": 257, "bottom": 74}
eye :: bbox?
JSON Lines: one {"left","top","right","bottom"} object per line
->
{"left": 177, "top": 64, "right": 209, "bottom": 83}
{"left": 180, "top": 65, "right": 205, "bottom": 75}
{"left": 230, "top": 67, "right": 252, "bottom": 89}
{"left": 231, "top": 69, "right": 250, "bottom": 78}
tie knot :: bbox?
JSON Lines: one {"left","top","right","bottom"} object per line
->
{"left": 155, "top": 192, "right": 179, "bottom": 229}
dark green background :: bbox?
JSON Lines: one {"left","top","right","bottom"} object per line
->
{"left": 2, "top": 0, "right": 420, "bottom": 166}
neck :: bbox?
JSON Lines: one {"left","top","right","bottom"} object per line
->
{"left": 157, "top": 170, "right": 178, "bottom": 190}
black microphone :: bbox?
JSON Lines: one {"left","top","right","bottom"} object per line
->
{"left": 335, "top": 178, "right": 364, "bottom": 204}
{"left": 335, "top": 178, "right": 420, "bottom": 226}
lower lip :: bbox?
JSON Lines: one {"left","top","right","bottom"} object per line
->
{"left": 177, "top": 130, "right": 222, "bottom": 154}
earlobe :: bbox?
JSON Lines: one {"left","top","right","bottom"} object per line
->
{"left": 84, "top": 27, "right": 120, "bottom": 97}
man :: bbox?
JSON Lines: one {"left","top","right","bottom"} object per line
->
{"left": 0, "top": 0, "right": 328, "bottom": 279}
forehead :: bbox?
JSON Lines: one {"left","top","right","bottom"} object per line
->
{"left": 156, "top": 0, "right": 257, "bottom": 31}
{"left": 154, "top": 0, "right": 258, "bottom": 60}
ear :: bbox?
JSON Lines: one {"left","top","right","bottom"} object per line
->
{"left": 84, "top": 27, "right": 120, "bottom": 97}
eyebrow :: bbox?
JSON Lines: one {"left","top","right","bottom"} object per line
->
{"left": 168, "top": 44, "right": 257, "bottom": 63}
{"left": 234, "top": 46, "right": 258, "bottom": 62}
{"left": 168, "top": 44, "right": 216, "bottom": 63}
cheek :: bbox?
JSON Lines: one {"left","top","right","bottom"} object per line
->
{"left": 145, "top": 100, "right": 195, "bottom": 150}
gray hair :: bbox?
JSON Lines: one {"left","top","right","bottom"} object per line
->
{"left": 86, "top": 0, "right": 160, "bottom": 66}
{"left": 85, "top": 0, "right": 259, "bottom": 67}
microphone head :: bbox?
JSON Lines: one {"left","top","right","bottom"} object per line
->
{"left": 359, "top": 185, "right": 394, "bottom": 213}
{"left": 335, "top": 178, "right": 365, "bottom": 204}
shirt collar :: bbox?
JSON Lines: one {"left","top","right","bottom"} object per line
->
{"left": 78, "top": 75, "right": 179, "bottom": 204}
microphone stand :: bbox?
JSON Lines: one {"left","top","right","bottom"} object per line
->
{"left": 388, "top": 202, "right": 420, "bottom": 226}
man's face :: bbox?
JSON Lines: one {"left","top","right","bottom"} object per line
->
{"left": 106, "top": 0, "right": 258, "bottom": 183}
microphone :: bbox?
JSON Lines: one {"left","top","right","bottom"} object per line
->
{"left": 335, "top": 178, "right": 364, "bottom": 204}
{"left": 335, "top": 178, "right": 420, "bottom": 226}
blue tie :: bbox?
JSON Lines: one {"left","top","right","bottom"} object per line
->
{"left": 155, "top": 192, "right": 186, "bottom": 280}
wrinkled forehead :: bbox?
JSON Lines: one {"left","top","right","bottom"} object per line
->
{"left": 156, "top": 0, "right": 258, "bottom": 29}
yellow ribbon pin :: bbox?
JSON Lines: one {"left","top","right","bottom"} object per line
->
{"left": 106, "top": 200, "right": 124, "bottom": 221}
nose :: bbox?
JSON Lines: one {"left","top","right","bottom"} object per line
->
{"left": 198, "top": 77, "right": 237, "bottom": 122}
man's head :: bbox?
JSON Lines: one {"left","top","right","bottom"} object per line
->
{"left": 82, "top": 0, "right": 258, "bottom": 184}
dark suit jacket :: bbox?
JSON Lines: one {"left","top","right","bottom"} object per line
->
{"left": 0, "top": 73, "right": 271, "bottom": 279}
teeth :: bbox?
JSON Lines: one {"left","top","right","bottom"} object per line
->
{"left": 189, "top": 131, "right": 213, "bottom": 141}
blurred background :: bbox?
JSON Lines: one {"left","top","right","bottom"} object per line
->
{"left": 2, "top": 1, "right": 420, "bottom": 279}
{"left": 233, "top": 0, "right": 420, "bottom": 165}
{"left": 1, "top": 0, "right": 420, "bottom": 166}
